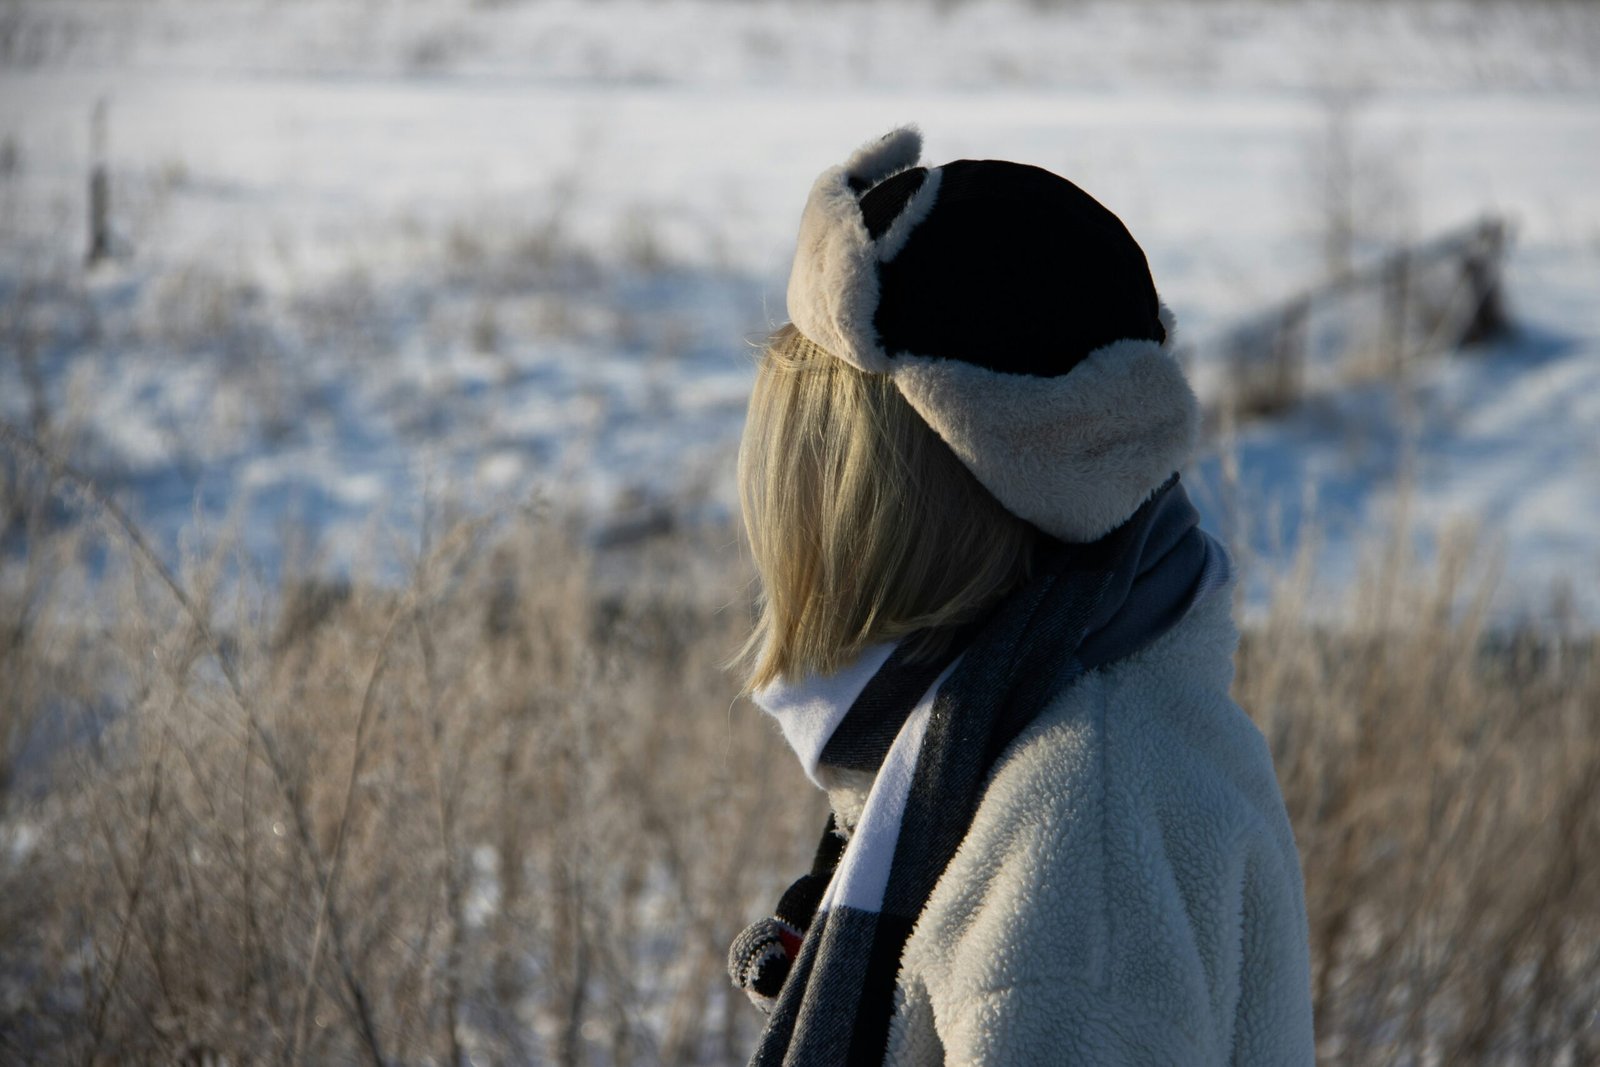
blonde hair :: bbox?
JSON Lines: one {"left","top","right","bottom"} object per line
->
{"left": 738, "top": 325, "right": 1039, "bottom": 692}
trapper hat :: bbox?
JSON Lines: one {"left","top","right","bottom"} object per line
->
{"left": 786, "top": 126, "right": 1199, "bottom": 543}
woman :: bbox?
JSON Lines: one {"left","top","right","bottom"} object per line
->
{"left": 728, "top": 128, "right": 1314, "bottom": 1066}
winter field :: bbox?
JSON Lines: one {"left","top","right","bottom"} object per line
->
{"left": 2, "top": 0, "right": 1599, "bottom": 1063}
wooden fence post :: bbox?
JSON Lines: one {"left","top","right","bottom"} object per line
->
{"left": 87, "top": 99, "right": 111, "bottom": 266}
{"left": 1273, "top": 298, "right": 1309, "bottom": 410}
{"left": 1383, "top": 248, "right": 1411, "bottom": 378}
{"left": 1459, "top": 218, "right": 1508, "bottom": 346}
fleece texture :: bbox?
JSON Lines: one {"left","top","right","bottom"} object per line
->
{"left": 860, "top": 587, "right": 1315, "bottom": 1065}
{"left": 768, "top": 128, "right": 1313, "bottom": 1062}
{"left": 787, "top": 127, "right": 929, "bottom": 374}
{"left": 890, "top": 321, "right": 1197, "bottom": 544}
{"left": 739, "top": 482, "right": 1238, "bottom": 1065}
{"left": 786, "top": 127, "right": 1198, "bottom": 543}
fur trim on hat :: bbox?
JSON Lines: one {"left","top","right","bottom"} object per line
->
{"left": 844, "top": 126, "right": 923, "bottom": 190}
{"left": 784, "top": 128, "right": 1195, "bottom": 541}
{"left": 787, "top": 127, "right": 929, "bottom": 374}
{"left": 875, "top": 167, "right": 942, "bottom": 264}
{"left": 890, "top": 315, "right": 1199, "bottom": 543}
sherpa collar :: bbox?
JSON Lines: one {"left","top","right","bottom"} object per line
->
{"left": 785, "top": 127, "right": 1200, "bottom": 543}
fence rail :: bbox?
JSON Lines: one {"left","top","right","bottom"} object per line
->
{"left": 1211, "top": 217, "right": 1509, "bottom": 423}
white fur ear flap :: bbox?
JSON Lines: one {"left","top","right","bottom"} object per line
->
{"left": 786, "top": 127, "right": 925, "bottom": 374}
{"left": 843, "top": 126, "right": 923, "bottom": 190}
{"left": 892, "top": 340, "right": 1200, "bottom": 543}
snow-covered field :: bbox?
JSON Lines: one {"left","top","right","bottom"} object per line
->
{"left": 2, "top": 0, "right": 1597, "bottom": 620}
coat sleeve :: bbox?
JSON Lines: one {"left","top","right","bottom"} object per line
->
{"left": 887, "top": 688, "right": 1315, "bottom": 1066}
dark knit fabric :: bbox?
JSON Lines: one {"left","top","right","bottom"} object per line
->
{"left": 861, "top": 159, "right": 1166, "bottom": 378}
{"left": 729, "top": 817, "right": 848, "bottom": 1006}
{"left": 817, "top": 633, "right": 970, "bottom": 775}
{"left": 732, "top": 477, "right": 1229, "bottom": 1066}
{"left": 858, "top": 167, "right": 928, "bottom": 239}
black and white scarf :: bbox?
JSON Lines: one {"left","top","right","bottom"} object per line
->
{"left": 728, "top": 476, "right": 1230, "bottom": 1066}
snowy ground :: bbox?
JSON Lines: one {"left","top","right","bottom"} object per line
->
{"left": 1, "top": 0, "right": 1597, "bottom": 621}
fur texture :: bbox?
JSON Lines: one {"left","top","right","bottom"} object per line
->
{"left": 788, "top": 127, "right": 1198, "bottom": 541}
{"left": 845, "top": 126, "right": 924, "bottom": 189}
{"left": 890, "top": 325, "right": 1200, "bottom": 543}
{"left": 787, "top": 127, "right": 926, "bottom": 373}
{"left": 875, "top": 166, "right": 942, "bottom": 264}
{"left": 851, "top": 587, "right": 1317, "bottom": 1065}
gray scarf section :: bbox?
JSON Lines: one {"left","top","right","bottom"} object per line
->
{"left": 733, "top": 476, "right": 1230, "bottom": 1066}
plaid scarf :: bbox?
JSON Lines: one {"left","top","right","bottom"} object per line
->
{"left": 729, "top": 477, "right": 1230, "bottom": 1066}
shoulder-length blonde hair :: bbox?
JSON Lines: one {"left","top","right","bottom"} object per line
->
{"left": 738, "top": 325, "right": 1039, "bottom": 692}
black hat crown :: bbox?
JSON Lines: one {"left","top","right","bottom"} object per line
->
{"left": 860, "top": 158, "right": 1166, "bottom": 377}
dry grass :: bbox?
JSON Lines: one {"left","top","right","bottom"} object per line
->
{"left": 0, "top": 453, "right": 821, "bottom": 1065}
{"left": 1, "top": 447, "right": 1597, "bottom": 1065}
{"left": 1241, "top": 533, "right": 1600, "bottom": 1065}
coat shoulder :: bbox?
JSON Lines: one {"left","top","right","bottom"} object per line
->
{"left": 888, "top": 589, "right": 1314, "bottom": 1065}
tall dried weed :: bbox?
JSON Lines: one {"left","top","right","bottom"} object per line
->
{"left": 0, "top": 448, "right": 1596, "bottom": 1064}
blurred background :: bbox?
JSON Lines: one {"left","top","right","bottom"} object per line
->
{"left": 1, "top": 1, "right": 1598, "bottom": 1063}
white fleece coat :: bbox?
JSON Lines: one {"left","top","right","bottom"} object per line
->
{"left": 811, "top": 585, "right": 1314, "bottom": 1066}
